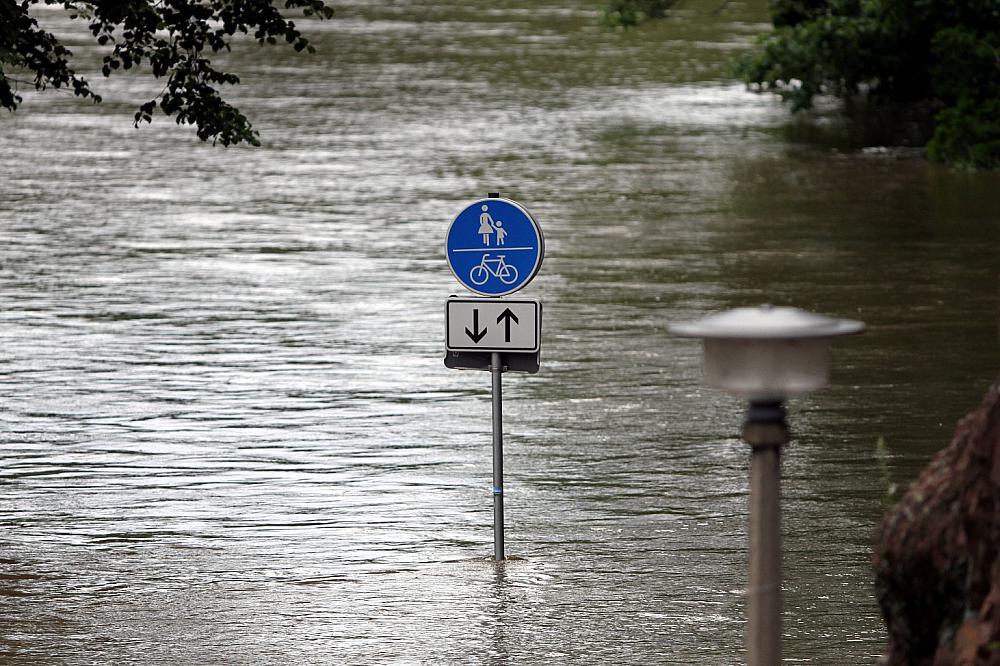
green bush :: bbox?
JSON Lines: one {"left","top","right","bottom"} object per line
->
{"left": 736, "top": 0, "right": 1000, "bottom": 168}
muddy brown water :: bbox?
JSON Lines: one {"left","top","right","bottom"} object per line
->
{"left": 2, "top": 1, "right": 999, "bottom": 662}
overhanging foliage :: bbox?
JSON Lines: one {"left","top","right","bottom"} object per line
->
{"left": 0, "top": 0, "right": 335, "bottom": 146}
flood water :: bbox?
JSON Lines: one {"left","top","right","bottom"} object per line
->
{"left": 3, "top": 0, "right": 1000, "bottom": 663}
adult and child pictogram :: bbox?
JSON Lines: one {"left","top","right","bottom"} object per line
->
{"left": 477, "top": 205, "right": 509, "bottom": 246}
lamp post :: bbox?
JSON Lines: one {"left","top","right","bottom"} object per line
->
{"left": 669, "top": 305, "right": 863, "bottom": 666}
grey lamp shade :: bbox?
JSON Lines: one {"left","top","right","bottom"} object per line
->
{"left": 670, "top": 306, "right": 864, "bottom": 400}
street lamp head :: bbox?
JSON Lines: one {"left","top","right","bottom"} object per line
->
{"left": 669, "top": 305, "right": 864, "bottom": 401}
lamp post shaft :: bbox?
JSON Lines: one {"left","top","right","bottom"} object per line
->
{"left": 743, "top": 403, "right": 789, "bottom": 666}
{"left": 748, "top": 443, "right": 782, "bottom": 665}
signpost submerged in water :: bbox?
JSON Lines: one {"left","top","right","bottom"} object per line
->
{"left": 444, "top": 194, "right": 544, "bottom": 562}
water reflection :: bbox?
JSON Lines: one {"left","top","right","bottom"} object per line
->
{"left": 490, "top": 562, "right": 512, "bottom": 665}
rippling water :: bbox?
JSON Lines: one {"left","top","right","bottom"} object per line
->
{"left": 2, "top": 0, "right": 1000, "bottom": 663}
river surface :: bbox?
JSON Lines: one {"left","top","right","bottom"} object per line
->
{"left": 3, "top": 0, "right": 1000, "bottom": 663}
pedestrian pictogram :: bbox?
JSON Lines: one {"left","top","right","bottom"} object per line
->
{"left": 476, "top": 204, "right": 511, "bottom": 247}
{"left": 446, "top": 197, "right": 543, "bottom": 296}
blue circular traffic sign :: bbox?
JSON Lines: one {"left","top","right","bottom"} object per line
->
{"left": 445, "top": 198, "right": 544, "bottom": 296}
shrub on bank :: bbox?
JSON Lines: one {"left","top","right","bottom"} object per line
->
{"left": 736, "top": 0, "right": 1000, "bottom": 169}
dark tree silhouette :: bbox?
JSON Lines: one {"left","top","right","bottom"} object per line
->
{"left": 0, "top": 0, "right": 335, "bottom": 146}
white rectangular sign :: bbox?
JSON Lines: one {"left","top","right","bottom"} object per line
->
{"left": 446, "top": 298, "right": 540, "bottom": 353}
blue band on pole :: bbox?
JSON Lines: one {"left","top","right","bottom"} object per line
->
{"left": 492, "top": 487, "right": 503, "bottom": 495}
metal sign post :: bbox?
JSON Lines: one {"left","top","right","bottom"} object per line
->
{"left": 443, "top": 193, "right": 544, "bottom": 562}
{"left": 491, "top": 351, "right": 505, "bottom": 560}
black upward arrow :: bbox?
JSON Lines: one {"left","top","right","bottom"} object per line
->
{"left": 496, "top": 308, "right": 519, "bottom": 342}
{"left": 465, "top": 309, "right": 488, "bottom": 343}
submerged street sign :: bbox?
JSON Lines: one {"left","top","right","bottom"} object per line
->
{"left": 446, "top": 298, "right": 540, "bottom": 353}
{"left": 441, "top": 194, "right": 545, "bottom": 561}
{"left": 445, "top": 197, "right": 544, "bottom": 296}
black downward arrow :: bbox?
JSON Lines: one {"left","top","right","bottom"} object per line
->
{"left": 465, "top": 309, "right": 488, "bottom": 343}
{"left": 496, "top": 308, "right": 519, "bottom": 342}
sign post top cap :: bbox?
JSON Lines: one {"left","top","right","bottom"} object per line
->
{"left": 669, "top": 305, "right": 864, "bottom": 340}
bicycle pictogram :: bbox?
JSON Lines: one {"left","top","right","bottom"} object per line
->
{"left": 469, "top": 254, "right": 519, "bottom": 286}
